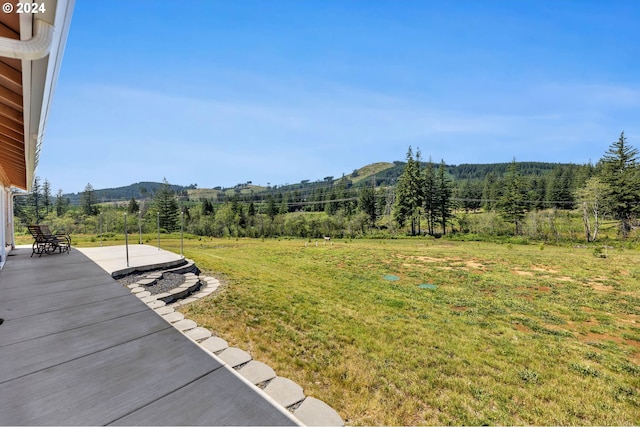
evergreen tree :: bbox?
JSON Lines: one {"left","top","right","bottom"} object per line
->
{"left": 459, "top": 179, "right": 482, "bottom": 212}
{"left": 423, "top": 158, "right": 437, "bottom": 235}
{"left": 29, "top": 176, "right": 42, "bottom": 222}
{"left": 55, "top": 189, "right": 67, "bottom": 217}
{"left": 547, "top": 166, "right": 575, "bottom": 209}
{"left": 201, "top": 199, "right": 214, "bottom": 216}
{"left": 599, "top": 132, "right": 640, "bottom": 237}
{"left": 481, "top": 172, "right": 499, "bottom": 211}
{"left": 325, "top": 189, "right": 339, "bottom": 215}
{"left": 154, "top": 179, "right": 180, "bottom": 231}
{"left": 42, "top": 179, "right": 52, "bottom": 215}
{"left": 436, "top": 160, "right": 454, "bottom": 234}
{"left": 127, "top": 197, "right": 140, "bottom": 214}
{"left": 393, "top": 147, "right": 423, "bottom": 235}
{"left": 359, "top": 176, "right": 377, "bottom": 227}
{"left": 266, "top": 194, "right": 278, "bottom": 220}
{"left": 497, "top": 160, "right": 527, "bottom": 235}
{"left": 80, "top": 183, "right": 98, "bottom": 216}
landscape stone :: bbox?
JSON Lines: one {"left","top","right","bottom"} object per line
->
{"left": 130, "top": 287, "right": 145, "bottom": 293}
{"left": 263, "top": 377, "right": 305, "bottom": 408}
{"left": 294, "top": 397, "right": 345, "bottom": 426}
{"left": 136, "top": 278, "right": 156, "bottom": 286}
{"left": 200, "top": 336, "right": 228, "bottom": 353}
{"left": 154, "top": 306, "right": 174, "bottom": 315}
{"left": 173, "top": 319, "right": 197, "bottom": 332}
{"left": 217, "top": 347, "right": 252, "bottom": 368}
{"left": 136, "top": 291, "right": 151, "bottom": 299}
{"left": 186, "top": 327, "right": 212, "bottom": 341}
{"left": 147, "top": 300, "right": 166, "bottom": 309}
{"left": 162, "top": 312, "right": 184, "bottom": 323}
{"left": 154, "top": 292, "right": 171, "bottom": 300}
{"left": 237, "top": 360, "right": 276, "bottom": 385}
{"left": 141, "top": 295, "right": 157, "bottom": 303}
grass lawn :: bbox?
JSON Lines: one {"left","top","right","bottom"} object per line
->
{"left": 45, "top": 234, "right": 640, "bottom": 424}
{"left": 170, "top": 238, "right": 638, "bottom": 425}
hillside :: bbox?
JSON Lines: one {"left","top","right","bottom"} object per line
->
{"left": 63, "top": 161, "right": 580, "bottom": 204}
{"left": 65, "top": 182, "right": 196, "bottom": 205}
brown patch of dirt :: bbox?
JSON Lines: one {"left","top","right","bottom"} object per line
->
{"left": 620, "top": 269, "right": 631, "bottom": 276}
{"left": 536, "top": 286, "right": 551, "bottom": 292}
{"left": 618, "top": 313, "right": 640, "bottom": 325}
{"left": 514, "top": 323, "right": 532, "bottom": 333}
{"left": 513, "top": 270, "right": 534, "bottom": 276}
{"left": 582, "top": 332, "right": 622, "bottom": 345}
{"left": 531, "top": 265, "right": 559, "bottom": 274}
{"left": 625, "top": 339, "right": 640, "bottom": 351}
{"left": 466, "top": 260, "right": 484, "bottom": 269}
{"left": 556, "top": 276, "right": 575, "bottom": 282}
{"left": 451, "top": 306, "right": 468, "bottom": 312}
{"left": 414, "top": 256, "right": 449, "bottom": 263}
{"left": 590, "top": 283, "right": 615, "bottom": 292}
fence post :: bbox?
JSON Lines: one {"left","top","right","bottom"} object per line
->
{"left": 180, "top": 210, "right": 184, "bottom": 259}
{"left": 124, "top": 212, "right": 129, "bottom": 267}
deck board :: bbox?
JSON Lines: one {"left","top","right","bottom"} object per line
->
{"left": 0, "top": 248, "right": 298, "bottom": 426}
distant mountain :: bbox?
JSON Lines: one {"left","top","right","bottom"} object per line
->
{"left": 64, "top": 182, "right": 196, "bottom": 205}
{"left": 64, "top": 161, "right": 581, "bottom": 204}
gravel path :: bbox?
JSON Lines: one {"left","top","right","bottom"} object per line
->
{"left": 117, "top": 272, "right": 185, "bottom": 295}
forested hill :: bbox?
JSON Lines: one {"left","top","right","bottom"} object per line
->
{"left": 65, "top": 182, "right": 196, "bottom": 205}
{"left": 355, "top": 161, "right": 573, "bottom": 187}
{"left": 64, "top": 161, "right": 580, "bottom": 204}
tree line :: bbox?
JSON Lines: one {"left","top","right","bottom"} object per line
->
{"left": 14, "top": 132, "right": 640, "bottom": 243}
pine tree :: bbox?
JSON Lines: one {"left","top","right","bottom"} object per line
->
{"left": 393, "top": 147, "right": 424, "bottom": 235}
{"left": 436, "top": 160, "right": 454, "bottom": 234}
{"left": 154, "top": 179, "right": 180, "bottom": 231}
{"left": 481, "top": 172, "right": 499, "bottom": 211}
{"left": 30, "top": 176, "right": 42, "bottom": 222}
{"left": 202, "top": 199, "right": 214, "bottom": 216}
{"left": 497, "top": 160, "right": 527, "bottom": 235}
{"left": 42, "top": 179, "right": 52, "bottom": 215}
{"left": 266, "top": 194, "right": 278, "bottom": 220}
{"left": 55, "top": 189, "right": 67, "bottom": 217}
{"left": 359, "top": 176, "right": 377, "bottom": 227}
{"left": 80, "top": 183, "right": 98, "bottom": 216}
{"left": 423, "top": 157, "right": 437, "bottom": 235}
{"left": 127, "top": 197, "right": 140, "bottom": 214}
{"left": 599, "top": 132, "right": 640, "bottom": 237}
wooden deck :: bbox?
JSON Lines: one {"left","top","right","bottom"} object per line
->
{"left": 0, "top": 247, "right": 298, "bottom": 426}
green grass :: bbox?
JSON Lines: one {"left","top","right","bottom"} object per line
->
{"left": 45, "top": 234, "right": 640, "bottom": 425}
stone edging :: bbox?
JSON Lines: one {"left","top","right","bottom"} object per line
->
{"left": 123, "top": 263, "right": 345, "bottom": 427}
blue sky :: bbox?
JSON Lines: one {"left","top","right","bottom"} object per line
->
{"left": 37, "top": 0, "right": 640, "bottom": 193}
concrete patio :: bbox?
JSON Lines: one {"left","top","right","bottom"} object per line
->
{"left": 0, "top": 246, "right": 300, "bottom": 425}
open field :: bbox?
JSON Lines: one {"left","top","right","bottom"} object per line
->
{"left": 177, "top": 238, "right": 640, "bottom": 425}
{"left": 24, "top": 234, "right": 640, "bottom": 424}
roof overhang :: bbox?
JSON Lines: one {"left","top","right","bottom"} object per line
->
{"left": 0, "top": 0, "right": 74, "bottom": 191}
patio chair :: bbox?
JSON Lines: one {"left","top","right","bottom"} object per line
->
{"left": 27, "top": 225, "right": 71, "bottom": 257}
